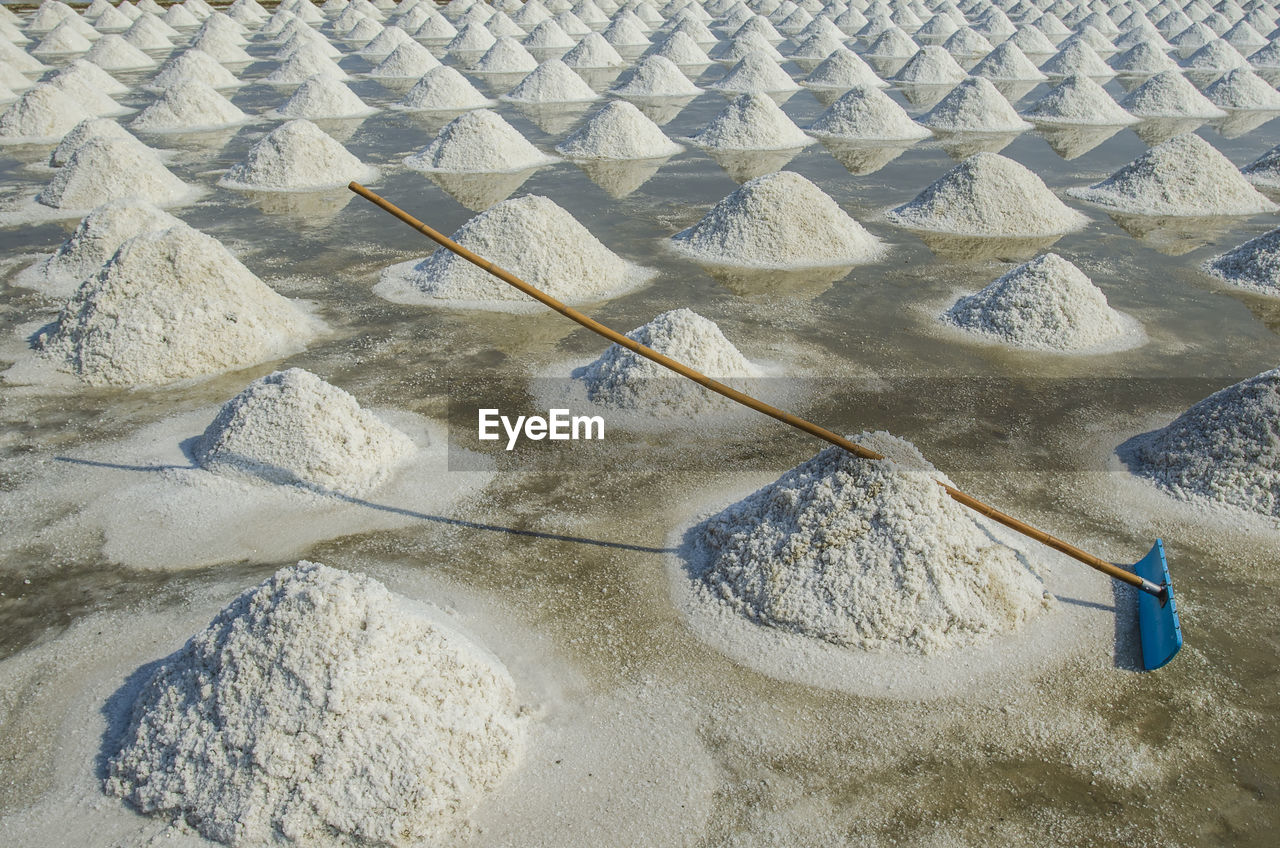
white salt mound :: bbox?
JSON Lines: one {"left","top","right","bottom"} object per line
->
{"left": 707, "top": 52, "right": 800, "bottom": 94}
{"left": 892, "top": 45, "right": 967, "bottom": 85}
{"left": 611, "top": 55, "right": 701, "bottom": 97}
{"left": 84, "top": 33, "right": 157, "bottom": 70}
{"left": 105, "top": 562, "right": 523, "bottom": 845}
{"left": 49, "top": 118, "right": 135, "bottom": 167}
{"left": 888, "top": 153, "right": 1089, "bottom": 236}
{"left": 472, "top": 36, "right": 538, "bottom": 73}
{"left": 148, "top": 49, "right": 244, "bottom": 92}
{"left": 575, "top": 308, "right": 763, "bottom": 413}
{"left": 943, "top": 253, "right": 1135, "bottom": 352}
{"left": 36, "top": 136, "right": 194, "bottom": 212}
{"left": 671, "top": 171, "right": 883, "bottom": 268}
{"left": 563, "top": 30, "right": 626, "bottom": 68}
{"left": 1110, "top": 41, "right": 1179, "bottom": 75}
{"left": 36, "top": 225, "right": 316, "bottom": 386}
{"left": 404, "top": 109, "right": 555, "bottom": 173}
{"left": 0, "top": 84, "right": 94, "bottom": 143}
{"left": 265, "top": 49, "right": 350, "bottom": 84}
{"left": 645, "top": 30, "right": 708, "bottom": 67}
{"left": 1069, "top": 134, "right": 1276, "bottom": 216}
{"left": 270, "top": 73, "right": 376, "bottom": 119}
{"left": 394, "top": 65, "right": 495, "bottom": 112}
{"left": 368, "top": 40, "right": 441, "bottom": 78}
{"left": 1122, "top": 368, "right": 1280, "bottom": 518}
{"left": 809, "top": 84, "right": 931, "bottom": 142}
{"left": 1243, "top": 144, "right": 1280, "bottom": 188}
{"left": 690, "top": 431, "right": 1049, "bottom": 653}
{"left": 502, "top": 58, "right": 599, "bottom": 103}
{"left": 1120, "top": 70, "right": 1227, "bottom": 119}
{"left": 1204, "top": 68, "right": 1280, "bottom": 110}
{"left": 919, "top": 77, "right": 1032, "bottom": 133}
{"left": 1040, "top": 40, "right": 1114, "bottom": 77}
{"left": 193, "top": 369, "right": 415, "bottom": 493}
{"left": 554, "top": 99, "right": 682, "bottom": 159}
{"left": 1204, "top": 227, "right": 1280, "bottom": 295}
{"left": 803, "top": 48, "right": 886, "bottom": 90}
{"left": 971, "top": 41, "right": 1048, "bottom": 81}
{"left": 1020, "top": 74, "right": 1139, "bottom": 126}
{"left": 687, "top": 92, "right": 811, "bottom": 150}
{"left": 220, "top": 119, "right": 378, "bottom": 191}
{"left": 130, "top": 79, "right": 249, "bottom": 132}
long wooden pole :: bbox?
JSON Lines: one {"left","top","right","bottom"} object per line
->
{"left": 349, "top": 182, "right": 1165, "bottom": 598}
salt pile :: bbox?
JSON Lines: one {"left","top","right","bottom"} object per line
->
{"left": 264, "top": 48, "right": 351, "bottom": 84}
{"left": 161, "top": 3, "right": 200, "bottom": 27}
{"left": 485, "top": 11, "right": 523, "bottom": 39}
{"left": 473, "top": 36, "right": 539, "bottom": 73}
{"left": 575, "top": 308, "right": 763, "bottom": 413}
{"left": 866, "top": 26, "right": 919, "bottom": 59}
{"left": 670, "top": 171, "right": 883, "bottom": 268}
{"left": 404, "top": 109, "right": 556, "bottom": 172}
{"left": 130, "top": 80, "right": 249, "bottom": 133}
{"left": 919, "top": 77, "right": 1032, "bottom": 133}
{"left": 707, "top": 53, "right": 800, "bottom": 94}
{"left": 1204, "top": 68, "right": 1280, "bottom": 110}
{"left": 105, "top": 562, "right": 523, "bottom": 845}
{"left": 415, "top": 10, "right": 458, "bottom": 39}
{"left": 712, "top": 32, "right": 784, "bottom": 64}
{"left": 0, "top": 38, "right": 47, "bottom": 74}
{"left": 790, "top": 31, "right": 847, "bottom": 62}
{"left": 393, "top": 65, "right": 495, "bottom": 111}
{"left": 269, "top": 73, "right": 376, "bottom": 119}
{"left": 1121, "top": 368, "right": 1280, "bottom": 518}
{"left": 36, "top": 136, "right": 194, "bottom": 213}
{"left": 554, "top": 99, "right": 682, "bottom": 158}
{"left": 520, "top": 19, "right": 572, "bottom": 51}
{"left": 1069, "top": 134, "right": 1275, "bottom": 216}
{"left": 689, "top": 431, "right": 1048, "bottom": 653}
{"left": 1182, "top": 39, "right": 1248, "bottom": 72}
{"left": 687, "top": 92, "right": 811, "bottom": 150}
{"left": 0, "top": 85, "right": 94, "bottom": 144}
{"left": 1249, "top": 42, "right": 1280, "bottom": 70}
{"left": 501, "top": 59, "right": 599, "bottom": 103}
{"left": 601, "top": 15, "right": 650, "bottom": 48}
{"left": 49, "top": 117, "right": 134, "bottom": 167}
{"left": 941, "top": 27, "right": 994, "bottom": 58}
{"left": 1008, "top": 25, "right": 1058, "bottom": 55}
{"left": 803, "top": 48, "right": 886, "bottom": 90}
{"left": 1243, "top": 144, "right": 1280, "bottom": 187}
{"left": 368, "top": 40, "right": 442, "bottom": 78}
{"left": 892, "top": 46, "right": 967, "bottom": 85}
{"left": 1040, "top": 40, "right": 1114, "bottom": 77}
{"left": 35, "top": 225, "right": 315, "bottom": 386}
{"left": 31, "top": 20, "right": 94, "bottom": 56}
{"left": 47, "top": 62, "right": 130, "bottom": 117}
{"left": 188, "top": 25, "right": 253, "bottom": 64}
{"left": 971, "top": 41, "right": 1048, "bottom": 81}
{"left": 148, "top": 49, "right": 244, "bottom": 92}
{"left": 808, "top": 84, "right": 931, "bottom": 142}
{"left": 562, "top": 31, "right": 626, "bottom": 68}
{"left": 1020, "top": 74, "right": 1138, "bottom": 126}
{"left": 122, "top": 15, "right": 176, "bottom": 51}
{"left": 358, "top": 25, "right": 413, "bottom": 57}
{"left": 1120, "top": 70, "right": 1228, "bottom": 119}
{"left": 220, "top": 119, "right": 378, "bottom": 191}
{"left": 645, "top": 30, "right": 709, "bottom": 67}
{"left": 943, "top": 253, "right": 1136, "bottom": 352}
{"left": 1109, "top": 42, "right": 1179, "bottom": 75}
{"left": 83, "top": 33, "right": 157, "bottom": 70}
{"left": 1205, "top": 227, "right": 1280, "bottom": 295}
{"left": 887, "top": 153, "right": 1089, "bottom": 237}
{"left": 378, "top": 194, "right": 654, "bottom": 305}
{"left": 610, "top": 55, "right": 701, "bottom": 97}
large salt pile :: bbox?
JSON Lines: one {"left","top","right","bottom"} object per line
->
{"left": 31, "top": 20, "right": 94, "bottom": 57}
{"left": 1205, "top": 227, "right": 1280, "bottom": 295}
{"left": 269, "top": 73, "right": 376, "bottom": 119}
{"left": 1020, "top": 74, "right": 1139, "bottom": 125}
{"left": 36, "top": 136, "right": 196, "bottom": 213}
{"left": 706, "top": 53, "right": 800, "bottom": 94}
{"left": 147, "top": 48, "right": 244, "bottom": 92}
{"left": 501, "top": 58, "right": 599, "bottom": 103}
{"left": 888, "top": 153, "right": 1089, "bottom": 236}
{"left": 610, "top": 55, "right": 702, "bottom": 97}
{"left": 0, "top": 38, "right": 46, "bottom": 74}
{"left": 1204, "top": 68, "right": 1280, "bottom": 111}
{"left": 1120, "top": 70, "right": 1227, "bottom": 119}
{"left": 686, "top": 92, "right": 812, "bottom": 150}
{"left": 220, "top": 119, "right": 378, "bottom": 191}
{"left": 803, "top": 48, "right": 886, "bottom": 90}
{"left": 688, "top": 431, "right": 1049, "bottom": 653}
{"left": 130, "top": 80, "right": 249, "bottom": 132}
{"left": 808, "top": 84, "right": 932, "bottom": 141}
{"left": 866, "top": 26, "right": 919, "bottom": 59}
{"left": 670, "top": 171, "right": 883, "bottom": 268}
{"left": 35, "top": 225, "right": 316, "bottom": 386}
{"left": 1069, "top": 134, "right": 1276, "bottom": 216}
{"left": 122, "top": 14, "right": 176, "bottom": 51}
{"left": 892, "top": 45, "right": 967, "bottom": 85}
{"left": 403, "top": 109, "right": 556, "bottom": 172}
{"left": 105, "top": 562, "right": 523, "bottom": 845}
{"left": 0, "top": 85, "right": 94, "bottom": 144}
{"left": 942, "top": 253, "right": 1136, "bottom": 352}
{"left": 554, "top": 98, "right": 682, "bottom": 158}
{"left": 378, "top": 194, "right": 654, "bottom": 306}
{"left": 193, "top": 369, "right": 415, "bottom": 493}
{"left": 393, "top": 65, "right": 496, "bottom": 111}
{"left": 919, "top": 77, "right": 1032, "bottom": 133}
{"left": 1243, "top": 144, "right": 1280, "bottom": 187}
{"left": 1121, "top": 368, "right": 1280, "bottom": 518}
{"left": 574, "top": 308, "right": 763, "bottom": 413}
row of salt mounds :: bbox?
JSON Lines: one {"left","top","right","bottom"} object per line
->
{"left": 942, "top": 253, "right": 1141, "bottom": 353}
{"left": 1120, "top": 367, "right": 1280, "bottom": 519}
{"left": 34, "top": 224, "right": 318, "bottom": 387}
{"left": 1020, "top": 74, "right": 1139, "bottom": 126}
{"left": 193, "top": 368, "right": 415, "bottom": 494}
{"left": 684, "top": 92, "right": 811, "bottom": 151}
{"left": 35, "top": 136, "right": 199, "bottom": 214}
{"left": 918, "top": 77, "right": 1032, "bottom": 133}
{"left": 1069, "top": 134, "right": 1276, "bottom": 216}
{"left": 219, "top": 119, "right": 378, "bottom": 191}
{"left": 808, "top": 84, "right": 931, "bottom": 142}
{"left": 267, "top": 72, "right": 377, "bottom": 119}
{"left": 887, "top": 153, "right": 1089, "bottom": 237}
{"left": 393, "top": 65, "right": 496, "bottom": 112}
{"left": 554, "top": 98, "right": 682, "bottom": 158}
{"left": 574, "top": 308, "right": 763, "bottom": 414}
{"left": 404, "top": 109, "right": 557, "bottom": 172}
{"left": 1204, "top": 226, "right": 1280, "bottom": 296}
{"left": 670, "top": 171, "right": 884, "bottom": 268}
{"left": 687, "top": 431, "right": 1050, "bottom": 654}
{"left": 106, "top": 561, "right": 524, "bottom": 846}
{"left": 129, "top": 79, "right": 249, "bottom": 133}
{"left": 377, "top": 195, "right": 656, "bottom": 308}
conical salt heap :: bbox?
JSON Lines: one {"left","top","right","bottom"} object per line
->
{"left": 1182, "top": 39, "right": 1249, "bottom": 72}
{"left": 105, "top": 562, "right": 523, "bottom": 845}
{"left": 1243, "top": 143, "right": 1280, "bottom": 187}
{"left": 31, "top": 20, "right": 94, "bottom": 56}
{"left": 809, "top": 84, "right": 931, "bottom": 142}
{"left": 942, "top": 27, "right": 994, "bottom": 58}
{"left": 1069, "top": 134, "right": 1276, "bottom": 216}
{"left": 575, "top": 308, "right": 761, "bottom": 413}
{"left": 221, "top": 119, "right": 378, "bottom": 191}
{"left": 712, "top": 32, "right": 785, "bottom": 64}
{"left": 943, "top": 253, "right": 1135, "bottom": 352}
{"left": 689, "top": 431, "right": 1050, "bottom": 653}
{"left": 1205, "top": 227, "right": 1280, "bottom": 295}
{"left": 130, "top": 79, "right": 249, "bottom": 132}
{"left": 193, "top": 369, "right": 415, "bottom": 493}
{"left": 83, "top": 33, "right": 157, "bottom": 70}
{"left": 707, "top": 52, "right": 800, "bottom": 94}
{"left": 1040, "top": 39, "right": 1114, "bottom": 77}
{"left": 866, "top": 26, "right": 919, "bottom": 59}
{"left": 687, "top": 92, "right": 812, "bottom": 150}
{"left": 404, "top": 109, "right": 556, "bottom": 172}
{"left": 368, "top": 40, "right": 441, "bottom": 78}
{"left": 394, "top": 66, "right": 495, "bottom": 111}
{"left": 36, "top": 225, "right": 317, "bottom": 386}
{"left": 519, "top": 19, "right": 571, "bottom": 51}
{"left": 1021, "top": 74, "right": 1140, "bottom": 125}
{"left": 148, "top": 48, "right": 244, "bottom": 92}
{"left": 1204, "top": 67, "right": 1280, "bottom": 111}
{"left": 265, "top": 47, "right": 351, "bottom": 84}
{"left": 473, "top": 36, "right": 538, "bottom": 72}
{"left": 888, "top": 153, "right": 1089, "bottom": 236}
{"left": 892, "top": 45, "right": 967, "bottom": 85}
{"left": 610, "top": 56, "right": 701, "bottom": 97}
{"left": 1008, "top": 25, "right": 1058, "bottom": 55}
{"left": 0, "top": 84, "right": 95, "bottom": 143}
{"left": 554, "top": 99, "right": 682, "bottom": 158}
{"left": 1121, "top": 70, "right": 1228, "bottom": 119}
{"left": 380, "top": 195, "right": 654, "bottom": 305}
{"left": 971, "top": 41, "right": 1048, "bottom": 81}
{"left": 645, "top": 30, "right": 709, "bottom": 67}
{"left": 803, "top": 48, "right": 886, "bottom": 90}
{"left": 49, "top": 117, "right": 135, "bottom": 167}
{"left": 1109, "top": 41, "right": 1179, "bottom": 75}
{"left": 1121, "top": 368, "right": 1280, "bottom": 518}
{"left": 563, "top": 30, "right": 626, "bottom": 67}
{"left": 122, "top": 14, "right": 176, "bottom": 51}
{"left": 270, "top": 73, "right": 376, "bottom": 119}
{"left": 671, "top": 171, "right": 883, "bottom": 268}
{"left": 502, "top": 58, "right": 599, "bottom": 103}
{"left": 36, "top": 136, "right": 195, "bottom": 212}
{"left": 919, "top": 77, "right": 1032, "bottom": 133}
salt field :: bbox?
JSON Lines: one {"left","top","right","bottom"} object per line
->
{"left": 1, "top": 0, "right": 1279, "bottom": 845}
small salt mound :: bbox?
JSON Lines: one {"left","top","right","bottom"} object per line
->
{"left": 575, "top": 308, "right": 763, "bottom": 412}
{"left": 1243, "top": 144, "right": 1280, "bottom": 187}
{"left": 1182, "top": 39, "right": 1249, "bottom": 72}
{"left": 486, "top": 10, "right": 523, "bottom": 39}
{"left": 47, "top": 62, "right": 129, "bottom": 117}
{"left": 1249, "top": 42, "right": 1280, "bottom": 70}
{"left": 161, "top": 3, "right": 201, "bottom": 27}
{"left": 36, "top": 136, "right": 194, "bottom": 212}
{"left": 712, "top": 32, "right": 785, "bottom": 64}
{"left": 708, "top": 52, "right": 800, "bottom": 94}
{"left": 84, "top": 33, "right": 157, "bottom": 70}
{"left": 342, "top": 16, "right": 384, "bottom": 43}
{"left": 416, "top": 10, "right": 458, "bottom": 39}
{"left": 194, "top": 369, "right": 415, "bottom": 493}
{"left": 867, "top": 26, "right": 918, "bottom": 60}
{"left": 671, "top": 171, "right": 883, "bottom": 268}
{"left": 732, "top": 15, "right": 784, "bottom": 44}
{"left": 0, "top": 84, "right": 94, "bottom": 143}
{"left": 554, "top": 98, "right": 682, "bottom": 158}
{"left": 269, "top": 73, "right": 376, "bottom": 119}
{"left": 1122, "top": 368, "right": 1280, "bottom": 517}
{"left": 1205, "top": 226, "right": 1280, "bottom": 295}
{"left": 472, "top": 36, "right": 539, "bottom": 73}
{"left": 220, "top": 119, "right": 378, "bottom": 191}
{"left": 148, "top": 49, "right": 244, "bottom": 92}
{"left": 105, "top": 562, "right": 523, "bottom": 845}
{"left": 404, "top": 109, "right": 556, "bottom": 172}
{"left": 919, "top": 77, "right": 1032, "bottom": 133}
{"left": 122, "top": 15, "right": 175, "bottom": 51}
{"left": 94, "top": 6, "right": 135, "bottom": 31}
{"left": 610, "top": 55, "right": 701, "bottom": 97}
{"left": 691, "top": 431, "right": 1048, "bottom": 654}
{"left": 971, "top": 41, "right": 1047, "bottom": 81}
{"left": 265, "top": 48, "right": 351, "bottom": 84}
{"left": 943, "top": 253, "right": 1134, "bottom": 352}
{"left": 808, "top": 83, "right": 931, "bottom": 141}
{"left": 188, "top": 25, "right": 253, "bottom": 64}
{"left": 1040, "top": 40, "right": 1114, "bottom": 77}
{"left": 368, "top": 39, "right": 441, "bottom": 77}
{"left": 686, "top": 92, "right": 812, "bottom": 151}
{"left": 0, "top": 38, "right": 47, "bottom": 74}
{"left": 562, "top": 30, "right": 625, "bottom": 68}
{"left": 277, "top": 29, "right": 341, "bottom": 62}
{"left": 1204, "top": 67, "right": 1280, "bottom": 110}
{"left": 1071, "top": 133, "right": 1275, "bottom": 216}
{"left": 394, "top": 65, "right": 495, "bottom": 111}
{"left": 789, "top": 31, "right": 846, "bottom": 62}
{"left": 1021, "top": 74, "right": 1139, "bottom": 125}
{"left": 645, "top": 30, "right": 709, "bottom": 66}
{"left": 942, "top": 27, "right": 994, "bottom": 58}
{"left": 602, "top": 15, "right": 650, "bottom": 48}
{"left": 1224, "top": 20, "right": 1268, "bottom": 51}
{"left": 130, "top": 79, "right": 249, "bottom": 132}
{"left": 1120, "top": 70, "right": 1227, "bottom": 119}
{"left": 358, "top": 24, "right": 412, "bottom": 57}
{"left": 892, "top": 45, "right": 967, "bottom": 85}
{"left": 1008, "top": 25, "right": 1058, "bottom": 55}
{"left": 31, "top": 20, "right": 94, "bottom": 56}
{"left": 888, "top": 152, "right": 1089, "bottom": 236}
{"left": 1109, "top": 41, "right": 1180, "bottom": 74}
{"left": 36, "top": 225, "right": 315, "bottom": 386}
{"left": 521, "top": 19, "right": 572, "bottom": 51}
{"left": 380, "top": 194, "right": 653, "bottom": 304}
{"left": 501, "top": 58, "right": 599, "bottom": 103}
{"left": 49, "top": 117, "right": 134, "bottom": 167}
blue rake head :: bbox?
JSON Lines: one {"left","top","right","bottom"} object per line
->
{"left": 1133, "top": 539, "right": 1183, "bottom": 671}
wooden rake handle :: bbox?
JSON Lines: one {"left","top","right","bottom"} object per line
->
{"left": 348, "top": 182, "right": 1163, "bottom": 598}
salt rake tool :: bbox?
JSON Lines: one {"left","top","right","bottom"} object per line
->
{"left": 349, "top": 182, "right": 1184, "bottom": 672}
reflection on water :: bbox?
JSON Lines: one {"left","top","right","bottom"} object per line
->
{"left": 1133, "top": 117, "right": 1204, "bottom": 146}
{"left": 936, "top": 130, "right": 1021, "bottom": 159}
{"left": 233, "top": 187, "right": 358, "bottom": 224}
{"left": 1037, "top": 124, "right": 1124, "bottom": 160}
{"left": 702, "top": 262, "right": 854, "bottom": 299}
{"left": 907, "top": 230, "right": 1066, "bottom": 261}
{"left": 510, "top": 102, "right": 594, "bottom": 135}
{"left": 989, "top": 79, "right": 1040, "bottom": 104}
{"left": 428, "top": 168, "right": 541, "bottom": 211}
{"left": 897, "top": 82, "right": 955, "bottom": 109}
{"left": 1107, "top": 213, "right": 1239, "bottom": 256}
{"left": 613, "top": 94, "right": 695, "bottom": 125}
{"left": 704, "top": 146, "right": 804, "bottom": 182}
{"left": 573, "top": 156, "right": 670, "bottom": 198}
{"left": 819, "top": 139, "right": 911, "bottom": 175}
{"left": 1212, "top": 110, "right": 1280, "bottom": 140}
